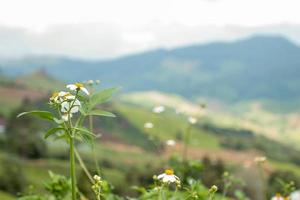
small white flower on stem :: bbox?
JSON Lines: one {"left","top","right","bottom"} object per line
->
{"left": 144, "top": 122, "right": 154, "bottom": 129}
{"left": 157, "top": 169, "right": 180, "bottom": 184}
{"left": 188, "top": 116, "right": 197, "bottom": 124}
{"left": 93, "top": 175, "right": 101, "bottom": 182}
{"left": 153, "top": 106, "right": 165, "bottom": 113}
{"left": 254, "top": 156, "right": 267, "bottom": 163}
{"left": 67, "top": 83, "right": 89, "bottom": 95}
{"left": 166, "top": 139, "right": 176, "bottom": 146}
{"left": 87, "top": 80, "right": 94, "bottom": 85}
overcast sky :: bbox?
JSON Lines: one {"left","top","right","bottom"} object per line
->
{"left": 0, "top": 0, "right": 299, "bottom": 59}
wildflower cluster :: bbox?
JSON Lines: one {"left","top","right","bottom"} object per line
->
{"left": 49, "top": 83, "right": 88, "bottom": 121}
{"left": 92, "top": 175, "right": 102, "bottom": 200}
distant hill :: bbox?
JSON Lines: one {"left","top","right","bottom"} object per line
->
{"left": 1, "top": 35, "right": 300, "bottom": 104}
{"left": 15, "top": 69, "right": 64, "bottom": 91}
{"left": 0, "top": 71, "right": 63, "bottom": 116}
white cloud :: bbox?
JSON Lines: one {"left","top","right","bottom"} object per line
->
{"left": 0, "top": 0, "right": 299, "bottom": 58}
{"left": 0, "top": 0, "right": 299, "bottom": 30}
{"left": 0, "top": 23, "right": 299, "bottom": 59}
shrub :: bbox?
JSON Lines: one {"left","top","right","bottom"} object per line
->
{"left": 0, "top": 155, "right": 27, "bottom": 194}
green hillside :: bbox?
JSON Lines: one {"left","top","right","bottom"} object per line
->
{"left": 1, "top": 35, "right": 300, "bottom": 110}
{"left": 0, "top": 71, "right": 64, "bottom": 116}
{"left": 0, "top": 87, "right": 300, "bottom": 199}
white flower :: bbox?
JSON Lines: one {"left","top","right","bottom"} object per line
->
{"left": 271, "top": 193, "right": 284, "bottom": 200}
{"left": 188, "top": 117, "right": 197, "bottom": 124}
{"left": 93, "top": 175, "right": 101, "bottom": 182}
{"left": 61, "top": 99, "right": 81, "bottom": 114}
{"left": 291, "top": 191, "right": 300, "bottom": 200}
{"left": 62, "top": 113, "right": 73, "bottom": 121}
{"left": 175, "top": 108, "right": 183, "bottom": 115}
{"left": 87, "top": 80, "right": 94, "bottom": 85}
{"left": 157, "top": 169, "right": 180, "bottom": 184}
{"left": 95, "top": 80, "right": 100, "bottom": 84}
{"left": 254, "top": 156, "right": 267, "bottom": 163}
{"left": 153, "top": 106, "right": 165, "bottom": 113}
{"left": 50, "top": 91, "right": 74, "bottom": 104}
{"left": 144, "top": 122, "right": 154, "bottom": 129}
{"left": 166, "top": 140, "right": 176, "bottom": 146}
{"left": 67, "top": 83, "right": 89, "bottom": 95}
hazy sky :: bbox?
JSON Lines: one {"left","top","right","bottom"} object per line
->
{"left": 0, "top": 0, "right": 299, "bottom": 59}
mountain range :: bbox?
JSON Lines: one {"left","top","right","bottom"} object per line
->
{"left": 1, "top": 35, "right": 300, "bottom": 104}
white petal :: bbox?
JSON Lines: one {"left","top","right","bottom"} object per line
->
{"left": 61, "top": 101, "right": 70, "bottom": 112}
{"left": 70, "top": 100, "right": 81, "bottom": 113}
{"left": 153, "top": 106, "right": 165, "bottom": 113}
{"left": 61, "top": 99, "right": 81, "bottom": 113}
{"left": 62, "top": 113, "right": 72, "bottom": 121}
{"left": 188, "top": 117, "right": 197, "bottom": 124}
{"left": 166, "top": 140, "right": 176, "bottom": 146}
{"left": 70, "top": 106, "right": 79, "bottom": 113}
{"left": 65, "top": 95, "right": 76, "bottom": 100}
{"left": 144, "top": 122, "right": 154, "bottom": 129}
{"left": 163, "top": 175, "right": 176, "bottom": 183}
{"left": 81, "top": 87, "right": 90, "bottom": 95}
{"left": 58, "top": 91, "right": 68, "bottom": 97}
{"left": 67, "top": 84, "right": 77, "bottom": 91}
{"left": 157, "top": 173, "right": 165, "bottom": 180}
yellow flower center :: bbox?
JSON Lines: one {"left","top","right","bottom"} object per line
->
{"left": 165, "top": 169, "right": 174, "bottom": 175}
{"left": 64, "top": 92, "right": 72, "bottom": 97}
{"left": 276, "top": 193, "right": 282, "bottom": 198}
{"left": 51, "top": 92, "right": 59, "bottom": 99}
{"left": 75, "top": 83, "right": 83, "bottom": 88}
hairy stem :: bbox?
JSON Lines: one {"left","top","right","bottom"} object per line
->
{"left": 70, "top": 136, "right": 76, "bottom": 200}
{"left": 90, "top": 115, "right": 101, "bottom": 175}
{"left": 75, "top": 148, "right": 94, "bottom": 184}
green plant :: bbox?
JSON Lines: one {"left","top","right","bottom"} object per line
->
{"left": 18, "top": 82, "right": 119, "bottom": 200}
{"left": 44, "top": 171, "right": 71, "bottom": 200}
{"left": 0, "top": 155, "right": 27, "bottom": 194}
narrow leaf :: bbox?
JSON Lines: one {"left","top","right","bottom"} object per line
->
{"left": 17, "top": 111, "right": 54, "bottom": 121}
{"left": 73, "top": 127, "right": 96, "bottom": 137}
{"left": 89, "top": 87, "right": 119, "bottom": 109}
{"left": 73, "top": 127, "right": 96, "bottom": 147}
{"left": 44, "top": 127, "right": 65, "bottom": 139}
{"left": 80, "top": 133, "right": 94, "bottom": 147}
{"left": 88, "top": 110, "right": 116, "bottom": 117}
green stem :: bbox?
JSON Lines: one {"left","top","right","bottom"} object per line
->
{"left": 90, "top": 115, "right": 101, "bottom": 175}
{"left": 70, "top": 136, "right": 76, "bottom": 200}
{"left": 74, "top": 148, "right": 94, "bottom": 184}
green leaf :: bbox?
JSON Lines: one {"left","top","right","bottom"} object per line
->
{"left": 53, "top": 117, "right": 64, "bottom": 124}
{"left": 44, "top": 127, "right": 65, "bottom": 139}
{"left": 73, "top": 127, "right": 96, "bottom": 147}
{"left": 79, "top": 107, "right": 87, "bottom": 116}
{"left": 73, "top": 127, "right": 96, "bottom": 137}
{"left": 88, "top": 110, "right": 116, "bottom": 117}
{"left": 17, "top": 110, "right": 54, "bottom": 121}
{"left": 89, "top": 87, "right": 119, "bottom": 109}
{"left": 80, "top": 133, "right": 94, "bottom": 147}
